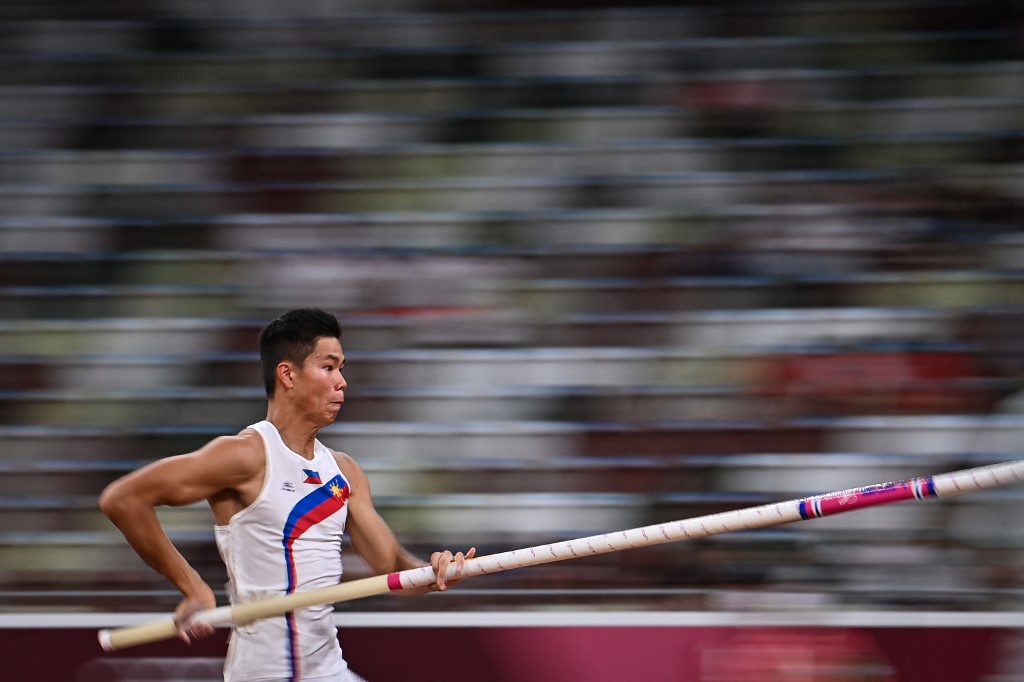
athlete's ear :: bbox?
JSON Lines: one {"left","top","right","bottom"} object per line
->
{"left": 277, "top": 361, "right": 296, "bottom": 390}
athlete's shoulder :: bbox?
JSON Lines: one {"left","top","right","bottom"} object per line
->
{"left": 331, "top": 449, "right": 367, "bottom": 487}
{"left": 199, "top": 428, "right": 265, "bottom": 469}
{"left": 215, "top": 426, "right": 263, "bottom": 450}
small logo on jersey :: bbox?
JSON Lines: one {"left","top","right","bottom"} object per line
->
{"left": 302, "top": 469, "right": 322, "bottom": 485}
{"left": 282, "top": 481, "right": 296, "bottom": 492}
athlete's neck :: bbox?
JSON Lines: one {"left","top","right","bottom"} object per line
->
{"left": 265, "top": 408, "right": 319, "bottom": 460}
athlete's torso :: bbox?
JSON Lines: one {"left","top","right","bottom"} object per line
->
{"left": 215, "top": 420, "right": 352, "bottom": 681}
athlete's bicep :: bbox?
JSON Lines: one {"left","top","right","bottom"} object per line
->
{"left": 110, "top": 436, "right": 259, "bottom": 508}
{"left": 336, "top": 453, "right": 413, "bottom": 574}
{"left": 347, "top": 498, "right": 407, "bottom": 573}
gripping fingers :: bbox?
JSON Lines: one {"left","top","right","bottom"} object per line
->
{"left": 431, "top": 550, "right": 454, "bottom": 590}
{"left": 431, "top": 547, "right": 476, "bottom": 591}
{"left": 176, "top": 617, "right": 212, "bottom": 644}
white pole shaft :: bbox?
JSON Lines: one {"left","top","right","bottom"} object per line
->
{"left": 99, "top": 458, "right": 1024, "bottom": 651}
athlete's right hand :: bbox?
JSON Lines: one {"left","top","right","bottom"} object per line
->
{"left": 174, "top": 583, "right": 217, "bottom": 644}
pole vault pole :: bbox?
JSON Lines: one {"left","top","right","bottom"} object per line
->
{"left": 99, "top": 458, "right": 1024, "bottom": 651}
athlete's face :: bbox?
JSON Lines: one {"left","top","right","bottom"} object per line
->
{"left": 295, "top": 336, "right": 347, "bottom": 425}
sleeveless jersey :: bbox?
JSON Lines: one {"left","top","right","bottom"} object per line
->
{"left": 215, "top": 420, "right": 352, "bottom": 682}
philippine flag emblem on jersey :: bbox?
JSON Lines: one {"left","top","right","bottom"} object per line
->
{"left": 302, "top": 469, "right": 322, "bottom": 485}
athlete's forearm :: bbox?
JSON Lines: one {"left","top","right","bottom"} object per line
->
{"left": 99, "top": 486, "right": 211, "bottom": 600}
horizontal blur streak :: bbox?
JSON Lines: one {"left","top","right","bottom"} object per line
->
{"left": 0, "top": 0, "right": 1023, "bottom": 628}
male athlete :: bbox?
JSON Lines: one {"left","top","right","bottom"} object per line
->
{"left": 100, "top": 308, "right": 474, "bottom": 681}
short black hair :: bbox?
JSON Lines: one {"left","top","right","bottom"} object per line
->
{"left": 258, "top": 308, "right": 342, "bottom": 397}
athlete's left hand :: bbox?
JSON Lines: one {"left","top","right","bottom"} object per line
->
{"left": 430, "top": 547, "right": 476, "bottom": 591}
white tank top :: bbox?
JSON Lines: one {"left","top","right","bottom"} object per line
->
{"left": 215, "top": 420, "right": 352, "bottom": 682}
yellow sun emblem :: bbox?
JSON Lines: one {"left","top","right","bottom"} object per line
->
{"left": 330, "top": 482, "right": 343, "bottom": 498}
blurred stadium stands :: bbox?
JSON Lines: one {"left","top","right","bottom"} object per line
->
{"left": 1, "top": 0, "right": 1023, "bottom": 616}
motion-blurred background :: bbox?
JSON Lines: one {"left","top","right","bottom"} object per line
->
{"left": 2, "top": 0, "right": 1024, "bottom": 622}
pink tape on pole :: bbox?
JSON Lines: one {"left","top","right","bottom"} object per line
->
{"left": 798, "top": 477, "right": 936, "bottom": 519}
{"left": 386, "top": 572, "right": 404, "bottom": 592}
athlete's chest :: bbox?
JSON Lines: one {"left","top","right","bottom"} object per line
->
{"left": 263, "top": 457, "right": 351, "bottom": 538}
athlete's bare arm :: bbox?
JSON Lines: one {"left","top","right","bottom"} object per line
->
{"left": 98, "top": 429, "right": 265, "bottom": 642}
{"left": 334, "top": 451, "right": 474, "bottom": 593}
